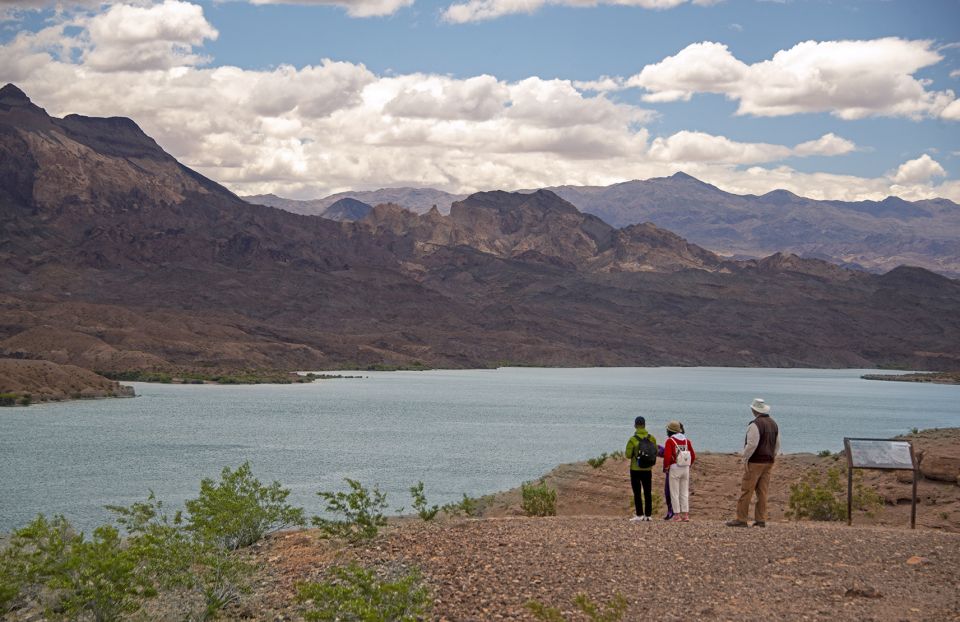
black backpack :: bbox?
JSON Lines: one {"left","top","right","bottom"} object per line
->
{"left": 633, "top": 435, "right": 657, "bottom": 468}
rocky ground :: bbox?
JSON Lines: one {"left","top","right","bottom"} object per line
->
{"left": 246, "top": 518, "right": 960, "bottom": 621}
{"left": 0, "top": 359, "right": 134, "bottom": 404}
{"left": 229, "top": 429, "right": 960, "bottom": 621}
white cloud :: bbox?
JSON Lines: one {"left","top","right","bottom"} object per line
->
{"left": 242, "top": 0, "right": 414, "bottom": 17}
{"left": 793, "top": 133, "right": 857, "bottom": 157}
{"left": 647, "top": 131, "right": 856, "bottom": 164}
{"left": 629, "top": 38, "right": 959, "bottom": 120}
{"left": 442, "top": 0, "right": 707, "bottom": 24}
{"left": 83, "top": 0, "right": 218, "bottom": 71}
{"left": 891, "top": 154, "right": 946, "bottom": 185}
{"left": 1, "top": 2, "right": 954, "bottom": 204}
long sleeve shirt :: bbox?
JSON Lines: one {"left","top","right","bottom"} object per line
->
{"left": 662, "top": 434, "right": 695, "bottom": 470}
{"left": 742, "top": 419, "right": 781, "bottom": 461}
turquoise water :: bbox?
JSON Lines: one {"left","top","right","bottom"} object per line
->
{"left": 1, "top": 367, "right": 958, "bottom": 532}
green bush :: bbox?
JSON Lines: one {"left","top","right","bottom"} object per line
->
{"left": 296, "top": 563, "right": 430, "bottom": 622}
{"left": 521, "top": 480, "right": 557, "bottom": 517}
{"left": 527, "top": 593, "right": 628, "bottom": 622}
{"left": 185, "top": 462, "right": 305, "bottom": 550}
{"left": 608, "top": 450, "right": 625, "bottom": 460}
{"left": 817, "top": 450, "right": 832, "bottom": 457}
{"left": 587, "top": 453, "right": 608, "bottom": 469}
{"left": 313, "top": 479, "right": 389, "bottom": 543}
{"left": 409, "top": 482, "right": 439, "bottom": 522}
{"left": 442, "top": 493, "right": 480, "bottom": 518}
{"left": 109, "top": 492, "right": 252, "bottom": 621}
{"left": 0, "top": 393, "right": 17, "bottom": 407}
{"left": 1, "top": 514, "right": 154, "bottom": 622}
{"left": 787, "top": 466, "right": 884, "bottom": 521}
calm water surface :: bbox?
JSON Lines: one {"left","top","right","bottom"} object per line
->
{"left": 1, "top": 367, "right": 958, "bottom": 531}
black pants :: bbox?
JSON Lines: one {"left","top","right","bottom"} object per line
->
{"left": 630, "top": 469, "right": 652, "bottom": 517}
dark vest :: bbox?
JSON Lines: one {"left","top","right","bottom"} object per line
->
{"left": 748, "top": 415, "right": 778, "bottom": 463}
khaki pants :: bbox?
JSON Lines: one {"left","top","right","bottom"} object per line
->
{"left": 737, "top": 462, "right": 774, "bottom": 522}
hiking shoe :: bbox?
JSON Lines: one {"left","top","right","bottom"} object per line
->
{"left": 629, "top": 516, "right": 644, "bottom": 523}
{"left": 663, "top": 512, "right": 674, "bottom": 521}
{"left": 644, "top": 515, "right": 653, "bottom": 521}
{"left": 725, "top": 519, "right": 749, "bottom": 527}
{"left": 669, "top": 514, "right": 684, "bottom": 522}
{"left": 681, "top": 514, "right": 690, "bottom": 522}
{"left": 753, "top": 521, "right": 766, "bottom": 528}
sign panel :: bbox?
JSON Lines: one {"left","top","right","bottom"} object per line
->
{"left": 846, "top": 439, "right": 914, "bottom": 470}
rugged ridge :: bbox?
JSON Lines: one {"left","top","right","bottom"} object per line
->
{"left": 2, "top": 84, "right": 960, "bottom": 372}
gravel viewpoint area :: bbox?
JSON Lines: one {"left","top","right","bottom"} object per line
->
{"left": 249, "top": 517, "right": 960, "bottom": 621}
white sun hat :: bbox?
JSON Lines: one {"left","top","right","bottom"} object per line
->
{"left": 750, "top": 398, "right": 771, "bottom": 414}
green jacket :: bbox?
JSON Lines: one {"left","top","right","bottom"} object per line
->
{"left": 626, "top": 427, "right": 657, "bottom": 472}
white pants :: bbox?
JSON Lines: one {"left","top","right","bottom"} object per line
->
{"left": 669, "top": 465, "right": 690, "bottom": 513}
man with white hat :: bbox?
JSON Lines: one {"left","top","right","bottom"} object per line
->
{"left": 726, "top": 398, "right": 780, "bottom": 528}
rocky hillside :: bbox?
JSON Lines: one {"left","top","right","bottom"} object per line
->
{"left": 0, "top": 359, "right": 134, "bottom": 403}
{"left": 3, "top": 84, "right": 960, "bottom": 372}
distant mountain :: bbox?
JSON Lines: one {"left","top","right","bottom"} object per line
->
{"left": 245, "top": 187, "right": 465, "bottom": 218}
{"left": 3, "top": 84, "right": 960, "bottom": 371}
{"left": 324, "top": 197, "right": 373, "bottom": 221}
{"left": 253, "top": 172, "right": 960, "bottom": 276}
{"left": 543, "top": 172, "right": 960, "bottom": 277}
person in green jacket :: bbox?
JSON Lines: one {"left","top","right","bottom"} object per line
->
{"left": 626, "top": 416, "right": 657, "bottom": 522}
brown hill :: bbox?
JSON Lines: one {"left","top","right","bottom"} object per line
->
{"left": 2, "top": 84, "right": 960, "bottom": 372}
{"left": 0, "top": 358, "right": 134, "bottom": 402}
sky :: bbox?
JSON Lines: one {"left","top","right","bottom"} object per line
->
{"left": 1, "top": 0, "right": 960, "bottom": 201}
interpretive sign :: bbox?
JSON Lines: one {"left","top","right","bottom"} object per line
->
{"left": 843, "top": 437, "right": 917, "bottom": 529}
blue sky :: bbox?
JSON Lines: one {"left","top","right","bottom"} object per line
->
{"left": 1, "top": 0, "right": 959, "bottom": 200}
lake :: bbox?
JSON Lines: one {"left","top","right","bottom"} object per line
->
{"left": 1, "top": 367, "right": 958, "bottom": 532}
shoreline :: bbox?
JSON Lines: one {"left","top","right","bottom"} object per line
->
{"left": 861, "top": 371, "right": 960, "bottom": 385}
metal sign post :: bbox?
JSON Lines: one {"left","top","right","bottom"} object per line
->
{"left": 843, "top": 437, "right": 918, "bottom": 529}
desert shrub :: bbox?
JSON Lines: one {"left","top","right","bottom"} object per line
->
{"left": 2, "top": 514, "right": 154, "bottom": 622}
{"left": 587, "top": 453, "right": 608, "bottom": 469}
{"left": 817, "top": 450, "right": 832, "bottom": 457}
{"left": 787, "top": 466, "right": 883, "bottom": 521}
{"left": 527, "top": 593, "right": 628, "bottom": 622}
{"left": 0, "top": 393, "right": 17, "bottom": 407}
{"left": 409, "top": 482, "right": 439, "bottom": 522}
{"left": 521, "top": 480, "right": 557, "bottom": 517}
{"left": 185, "top": 462, "right": 305, "bottom": 550}
{"left": 608, "top": 450, "right": 625, "bottom": 460}
{"left": 442, "top": 493, "right": 480, "bottom": 518}
{"left": 296, "top": 563, "right": 430, "bottom": 622}
{"left": 313, "top": 479, "right": 389, "bottom": 543}
{"left": 109, "top": 492, "right": 252, "bottom": 621}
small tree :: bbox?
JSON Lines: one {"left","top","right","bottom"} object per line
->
{"left": 3, "top": 515, "right": 154, "bottom": 622}
{"left": 109, "top": 492, "right": 252, "bottom": 621}
{"left": 409, "top": 482, "right": 440, "bottom": 522}
{"left": 521, "top": 480, "right": 557, "bottom": 517}
{"left": 441, "top": 494, "right": 480, "bottom": 518}
{"left": 185, "top": 462, "right": 305, "bottom": 550}
{"left": 313, "top": 479, "right": 389, "bottom": 543}
{"left": 787, "top": 466, "right": 883, "bottom": 521}
{"left": 296, "top": 563, "right": 430, "bottom": 622}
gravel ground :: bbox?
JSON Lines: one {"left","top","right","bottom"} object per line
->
{"left": 249, "top": 517, "right": 960, "bottom": 621}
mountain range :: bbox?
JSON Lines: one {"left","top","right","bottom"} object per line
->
{"left": 3, "top": 83, "right": 959, "bottom": 372}
{"left": 247, "top": 175, "right": 960, "bottom": 277}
